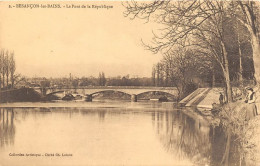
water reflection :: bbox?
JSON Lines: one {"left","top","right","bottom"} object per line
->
{"left": 152, "top": 110, "right": 212, "bottom": 165}
{"left": 98, "top": 110, "right": 106, "bottom": 121}
{"left": 152, "top": 110, "right": 246, "bottom": 166}
{"left": 0, "top": 104, "right": 255, "bottom": 166}
{"left": 0, "top": 108, "right": 15, "bottom": 147}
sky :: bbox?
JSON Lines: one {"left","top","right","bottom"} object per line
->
{"left": 0, "top": 1, "right": 162, "bottom": 78}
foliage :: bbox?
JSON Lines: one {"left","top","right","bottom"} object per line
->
{"left": 40, "top": 79, "right": 50, "bottom": 88}
{"left": 98, "top": 72, "right": 106, "bottom": 86}
{"left": 72, "top": 79, "right": 79, "bottom": 88}
{"left": 0, "top": 49, "right": 16, "bottom": 89}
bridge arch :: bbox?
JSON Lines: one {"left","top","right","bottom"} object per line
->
{"left": 136, "top": 91, "right": 177, "bottom": 102}
{"left": 87, "top": 90, "right": 132, "bottom": 102}
{"left": 136, "top": 90, "right": 176, "bottom": 97}
{"left": 90, "top": 90, "right": 131, "bottom": 96}
{"left": 47, "top": 90, "right": 65, "bottom": 96}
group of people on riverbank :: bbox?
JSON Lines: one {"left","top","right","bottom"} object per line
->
{"left": 218, "top": 87, "right": 258, "bottom": 121}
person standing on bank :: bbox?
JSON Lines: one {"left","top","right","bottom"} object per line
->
{"left": 219, "top": 92, "right": 224, "bottom": 105}
{"left": 244, "top": 87, "right": 258, "bottom": 120}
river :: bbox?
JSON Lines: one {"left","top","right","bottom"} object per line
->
{"left": 0, "top": 100, "right": 241, "bottom": 166}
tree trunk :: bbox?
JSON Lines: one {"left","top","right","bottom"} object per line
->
{"left": 157, "top": 65, "right": 160, "bottom": 87}
{"left": 224, "top": 70, "right": 232, "bottom": 103}
{"left": 0, "top": 75, "right": 1, "bottom": 102}
{"left": 6, "top": 74, "right": 9, "bottom": 89}
{"left": 11, "top": 76, "right": 14, "bottom": 89}
{"left": 251, "top": 34, "right": 260, "bottom": 84}
{"left": 238, "top": 33, "right": 243, "bottom": 87}
{"left": 212, "top": 69, "right": 216, "bottom": 87}
{"left": 222, "top": 41, "right": 233, "bottom": 103}
{"left": 2, "top": 74, "right": 5, "bottom": 89}
{"left": 178, "top": 84, "right": 185, "bottom": 101}
{"left": 250, "top": 33, "right": 260, "bottom": 113}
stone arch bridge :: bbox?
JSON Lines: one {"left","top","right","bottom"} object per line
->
{"left": 33, "top": 86, "right": 178, "bottom": 102}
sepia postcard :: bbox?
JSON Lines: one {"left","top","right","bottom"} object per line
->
{"left": 0, "top": 0, "right": 260, "bottom": 166}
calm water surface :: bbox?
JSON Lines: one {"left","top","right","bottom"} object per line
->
{"left": 0, "top": 101, "right": 236, "bottom": 166}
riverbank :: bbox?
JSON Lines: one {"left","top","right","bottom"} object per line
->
{"left": 249, "top": 116, "right": 260, "bottom": 163}
{"left": 179, "top": 88, "right": 260, "bottom": 165}
{"left": 214, "top": 100, "right": 260, "bottom": 165}
{"left": 0, "top": 88, "right": 42, "bottom": 103}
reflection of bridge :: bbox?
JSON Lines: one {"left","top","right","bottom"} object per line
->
{"left": 33, "top": 86, "right": 177, "bottom": 102}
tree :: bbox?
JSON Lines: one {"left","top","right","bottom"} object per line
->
{"left": 124, "top": 0, "right": 236, "bottom": 102}
{"left": 189, "top": 10, "right": 234, "bottom": 102}
{"left": 98, "top": 72, "right": 102, "bottom": 86}
{"left": 12, "top": 74, "right": 26, "bottom": 87}
{"left": 98, "top": 72, "right": 106, "bottom": 86}
{"left": 79, "top": 77, "right": 88, "bottom": 86}
{"left": 234, "top": 1, "right": 260, "bottom": 84}
{"left": 72, "top": 79, "right": 79, "bottom": 91}
{"left": 101, "top": 72, "right": 106, "bottom": 86}
{"left": 236, "top": 19, "right": 244, "bottom": 87}
{"left": 159, "top": 47, "right": 210, "bottom": 99}
{"left": 153, "top": 62, "right": 164, "bottom": 87}
{"left": 1, "top": 50, "right": 6, "bottom": 88}
{"left": 0, "top": 50, "right": 3, "bottom": 89}
{"left": 163, "top": 62, "right": 170, "bottom": 86}
{"left": 151, "top": 65, "right": 156, "bottom": 86}
{"left": 40, "top": 79, "right": 50, "bottom": 96}
{"left": 5, "top": 51, "right": 9, "bottom": 88}
{"left": 9, "top": 52, "right": 16, "bottom": 89}
{"left": 0, "top": 50, "right": 17, "bottom": 89}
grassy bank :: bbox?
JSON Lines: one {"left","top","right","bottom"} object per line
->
{"left": 216, "top": 101, "right": 259, "bottom": 166}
